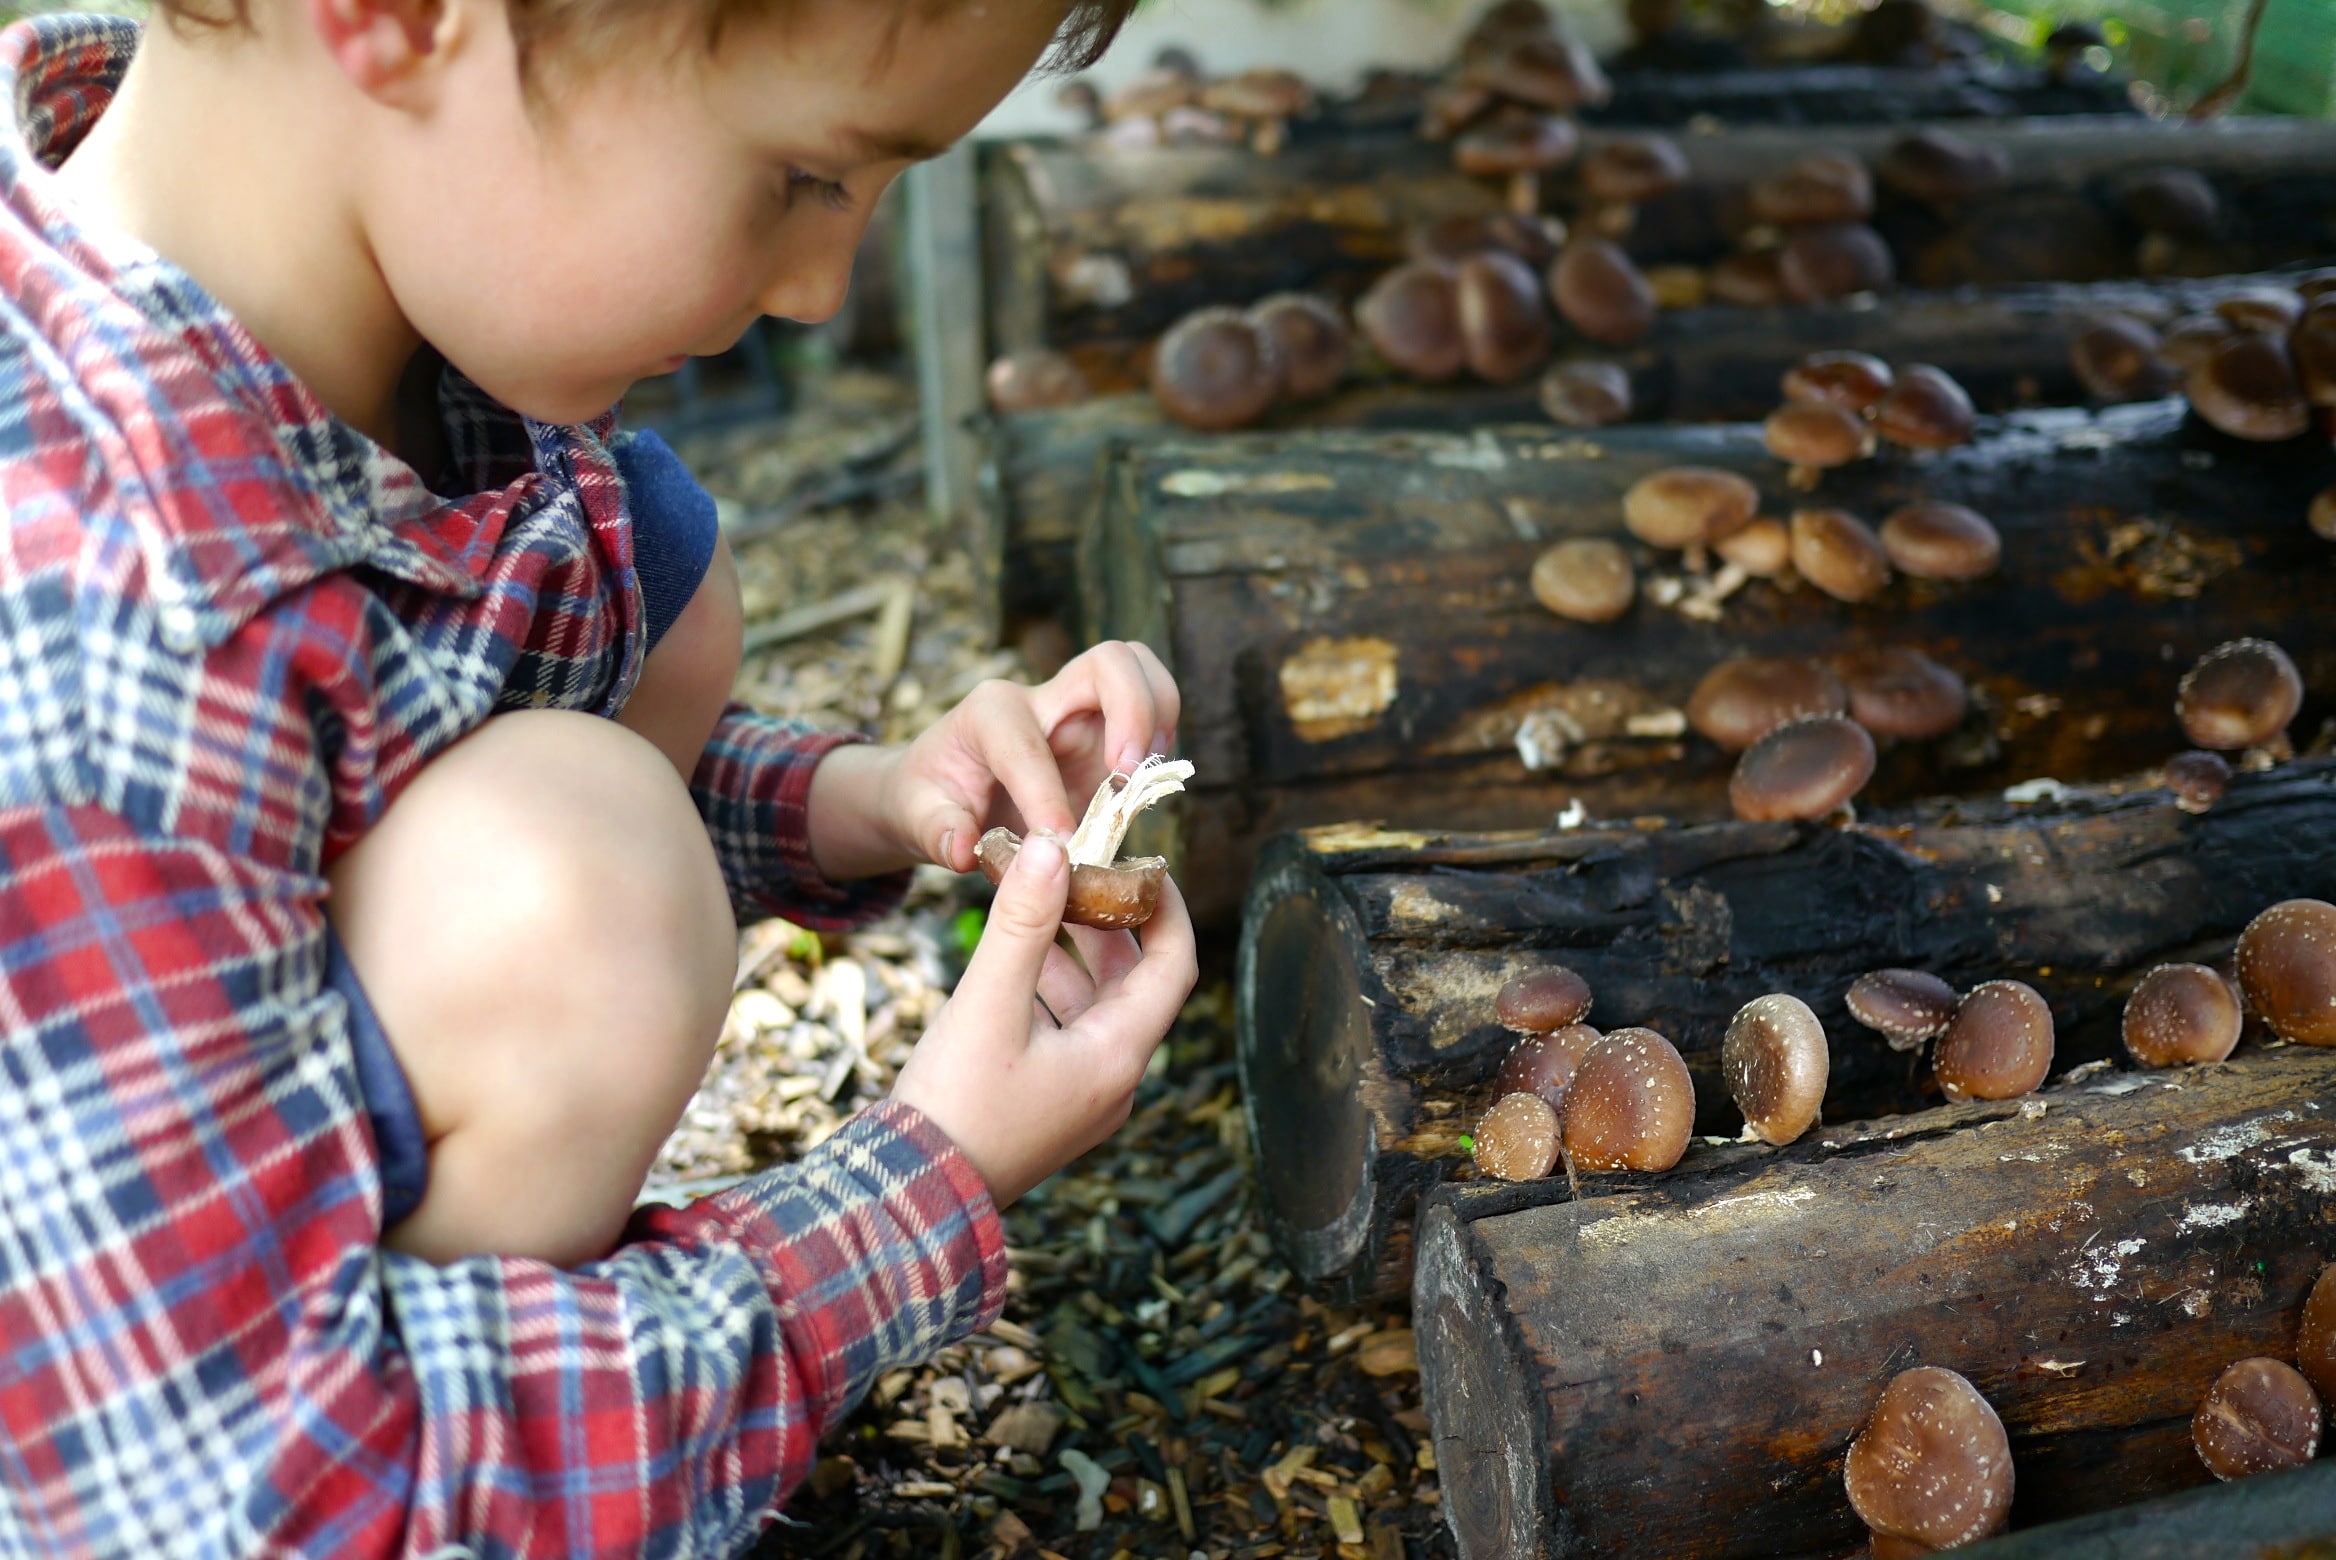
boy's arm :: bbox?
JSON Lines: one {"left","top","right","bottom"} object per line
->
{"left": 0, "top": 801, "right": 1005, "bottom": 1558}
{"left": 689, "top": 709, "right": 914, "bottom": 924}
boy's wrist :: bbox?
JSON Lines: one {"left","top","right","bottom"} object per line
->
{"left": 805, "top": 742, "right": 917, "bottom": 880}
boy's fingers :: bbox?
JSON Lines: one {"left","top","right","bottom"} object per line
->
{"left": 967, "top": 684, "right": 1076, "bottom": 837}
{"left": 1073, "top": 881, "right": 1198, "bottom": 1074}
{"left": 1064, "top": 922, "right": 1143, "bottom": 991}
{"left": 1037, "top": 940, "right": 1101, "bottom": 1025}
{"left": 1038, "top": 642, "right": 1166, "bottom": 776}
{"left": 1124, "top": 641, "right": 1181, "bottom": 755}
{"left": 952, "top": 831, "right": 1070, "bottom": 1031}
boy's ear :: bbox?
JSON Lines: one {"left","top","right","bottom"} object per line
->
{"left": 305, "top": 0, "right": 469, "bottom": 105}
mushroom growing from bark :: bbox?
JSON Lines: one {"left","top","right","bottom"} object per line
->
{"left": 1457, "top": 250, "right": 1553, "bottom": 382}
{"left": 1723, "top": 994, "right": 1829, "bottom": 1145}
{"left": 2313, "top": 485, "right": 2336, "bottom": 543}
{"left": 1848, "top": 969, "right": 1959, "bottom": 1051}
{"left": 2194, "top": 1359, "right": 2323, "bottom": 1481}
{"left": 2159, "top": 311, "right": 2237, "bottom": 372}
{"left": 1783, "top": 350, "right": 1893, "bottom": 414}
{"left": 1531, "top": 538, "right": 1636, "bottom": 623}
{"left": 2123, "top": 963, "right": 2243, "bottom": 1067}
{"left": 1709, "top": 250, "right": 1787, "bottom": 308}
{"left": 1473, "top": 1091, "right": 1562, "bottom": 1181}
{"left": 1778, "top": 222, "right": 1896, "bottom": 304}
{"left": 975, "top": 756, "right": 1195, "bottom": 929}
{"left": 2234, "top": 898, "right": 2336, "bottom": 1046}
{"left": 1934, "top": 980, "right": 2054, "bottom": 1101}
{"left": 1875, "top": 128, "right": 2010, "bottom": 210}
{"left": 1715, "top": 516, "right": 1792, "bottom": 577}
{"left": 1455, "top": 110, "right": 1578, "bottom": 216}
{"left": 1874, "top": 364, "right": 1976, "bottom": 451}
{"left": 1562, "top": 1028, "right": 1695, "bottom": 1172}
{"left": 2164, "top": 749, "right": 2234, "bottom": 814}
{"left": 1358, "top": 263, "right": 1465, "bottom": 382}
{"left": 986, "top": 350, "right": 1093, "bottom": 414}
{"left": 1549, "top": 237, "right": 1656, "bottom": 346}
{"left": 2301, "top": 1263, "right": 2336, "bottom": 1404}
{"left": 2215, "top": 288, "right": 2303, "bottom": 336}
{"left": 1836, "top": 647, "right": 1968, "bottom": 741}
{"left": 2290, "top": 300, "right": 2336, "bottom": 407}
{"left": 2071, "top": 315, "right": 2175, "bottom": 402}
{"left": 1461, "top": 32, "right": 1612, "bottom": 113}
{"left": 2186, "top": 332, "right": 2309, "bottom": 442}
{"left": 1497, "top": 1023, "right": 1603, "bottom": 1112}
{"left": 1623, "top": 467, "right": 1758, "bottom": 552}
{"left": 1409, "top": 211, "right": 1566, "bottom": 270}
{"left": 1151, "top": 307, "right": 1284, "bottom": 430}
{"left": 1845, "top": 1367, "right": 2015, "bottom": 1551}
{"left": 1248, "top": 294, "right": 1351, "bottom": 403}
{"left": 1790, "top": 507, "right": 1893, "bottom": 602}
{"left": 1767, "top": 400, "right": 1876, "bottom": 490}
{"left": 1878, "top": 503, "right": 2001, "bottom": 581}
{"left": 2176, "top": 638, "right": 2304, "bottom": 754}
{"left": 1497, "top": 965, "right": 1594, "bottom": 1032}
{"left": 2122, "top": 167, "right": 2220, "bottom": 241}
{"left": 1688, "top": 656, "right": 1848, "bottom": 751}
{"left": 1539, "top": 360, "right": 1632, "bottom": 426}
{"left": 1199, "top": 68, "right": 1316, "bottom": 156}
{"left": 1578, "top": 133, "right": 1688, "bottom": 236}
{"left": 1748, "top": 152, "right": 1874, "bottom": 227}
{"left": 1729, "top": 716, "right": 1876, "bottom": 822}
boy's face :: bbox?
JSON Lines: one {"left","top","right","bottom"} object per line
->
{"left": 361, "top": 0, "right": 1064, "bottom": 425}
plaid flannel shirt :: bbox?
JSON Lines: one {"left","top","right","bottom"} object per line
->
{"left": 0, "top": 16, "right": 1008, "bottom": 1558}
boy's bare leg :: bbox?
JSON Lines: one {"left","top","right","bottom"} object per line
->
{"left": 618, "top": 531, "right": 744, "bottom": 781}
{"left": 327, "top": 710, "right": 736, "bottom": 1267}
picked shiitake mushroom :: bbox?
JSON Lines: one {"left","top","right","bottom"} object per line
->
{"left": 2234, "top": 898, "right": 2336, "bottom": 1046}
{"left": 975, "top": 756, "right": 1194, "bottom": 929}
{"left": 1723, "top": 993, "right": 1828, "bottom": 1145}
{"left": 2176, "top": 638, "right": 2303, "bottom": 755}
{"left": 2194, "top": 1358, "right": 2323, "bottom": 1481}
{"left": 1933, "top": 980, "right": 2054, "bottom": 1101}
{"left": 1847, "top": 969, "right": 1959, "bottom": 1052}
{"left": 1845, "top": 1367, "right": 2015, "bottom": 1551}
{"left": 1562, "top": 1027, "right": 1695, "bottom": 1173}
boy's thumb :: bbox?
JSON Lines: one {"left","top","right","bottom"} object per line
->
{"left": 956, "top": 831, "right": 1069, "bottom": 1011}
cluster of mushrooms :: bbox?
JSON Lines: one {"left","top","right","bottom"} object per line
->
{"left": 1761, "top": 350, "right": 1977, "bottom": 489}
{"left": 2068, "top": 270, "right": 2336, "bottom": 442}
{"left": 1056, "top": 48, "right": 1317, "bottom": 155}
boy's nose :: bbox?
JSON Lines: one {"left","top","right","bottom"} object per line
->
{"left": 758, "top": 226, "right": 860, "bottom": 326}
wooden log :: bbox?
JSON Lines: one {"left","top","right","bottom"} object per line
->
{"left": 1079, "top": 401, "right": 2336, "bottom": 923}
{"left": 1409, "top": 1045, "right": 2336, "bottom": 1558}
{"left": 1233, "top": 759, "right": 2336, "bottom": 1302}
{"left": 1957, "top": 1457, "right": 2336, "bottom": 1559}
{"left": 981, "top": 116, "right": 2336, "bottom": 354}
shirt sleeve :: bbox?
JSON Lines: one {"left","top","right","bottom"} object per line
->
{"left": 0, "top": 802, "right": 1007, "bottom": 1560}
{"left": 689, "top": 708, "right": 913, "bottom": 929}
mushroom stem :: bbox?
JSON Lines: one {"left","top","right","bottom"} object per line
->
{"left": 1252, "top": 116, "right": 1288, "bottom": 156}
{"left": 1508, "top": 169, "right": 1542, "bottom": 216}
{"left": 1585, "top": 200, "right": 1638, "bottom": 238}
{"left": 1787, "top": 462, "right": 1821, "bottom": 492}
{"left": 1562, "top": 1144, "right": 1582, "bottom": 1203}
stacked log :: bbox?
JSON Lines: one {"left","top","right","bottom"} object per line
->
{"left": 1958, "top": 1459, "right": 2336, "bottom": 1558}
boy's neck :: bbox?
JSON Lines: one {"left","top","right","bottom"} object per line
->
{"left": 54, "top": 20, "right": 423, "bottom": 450}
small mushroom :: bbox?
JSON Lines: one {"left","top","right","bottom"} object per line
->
{"left": 1790, "top": 507, "right": 1893, "bottom": 603}
{"left": 1408, "top": 211, "right": 1566, "bottom": 270}
{"left": 1248, "top": 294, "right": 1351, "bottom": 403}
{"left": 1766, "top": 400, "right": 1876, "bottom": 490}
{"left": 1729, "top": 716, "right": 1877, "bottom": 822}
{"left": 2070, "top": 315, "right": 2176, "bottom": 402}
{"left": 1496, "top": 965, "right": 1594, "bottom": 1032}
{"left": 2300, "top": 1263, "right": 2336, "bottom": 1405}
{"left": 1873, "top": 364, "right": 1976, "bottom": 451}
{"left": 1531, "top": 537, "right": 1636, "bottom": 623}
{"left": 1418, "top": 80, "right": 1498, "bottom": 142}
{"left": 1622, "top": 467, "right": 1758, "bottom": 551}
{"left": 2312, "top": 484, "right": 2336, "bottom": 543}
{"left": 1778, "top": 222, "right": 1896, "bottom": 304}
{"left": 2176, "top": 638, "right": 2303, "bottom": 753}
{"left": 1473, "top": 1091, "right": 1562, "bottom": 1181}
{"left": 1715, "top": 516, "right": 1793, "bottom": 577}
{"left": 1549, "top": 237, "right": 1656, "bottom": 346}
{"left": 1933, "top": 980, "right": 2054, "bottom": 1101}
{"left": 2186, "top": 331, "right": 2309, "bottom": 442}
{"left": 1847, "top": 969, "right": 1960, "bottom": 1051}
{"left": 1454, "top": 110, "right": 1579, "bottom": 217}
{"left": 1747, "top": 151, "right": 1874, "bottom": 227}
{"left": 1561, "top": 1027, "right": 1695, "bottom": 1173}
{"left": 1688, "top": 656, "right": 1849, "bottom": 751}
{"left": 1461, "top": 33, "right": 1612, "bottom": 113}
{"left": 2044, "top": 19, "right": 2108, "bottom": 83}
{"left": 2289, "top": 299, "right": 2336, "bottom": 407}
{"left": 2234, "top": 898, "right": 2336, "bottom": 1046}
{"left": 1461, "top": 0, "right": 1557, "bottom": 60}
{"left": 1875, "top": 128, "right": 2010, "bottom": 210}
{"left": 1835, "top": 647, "right": 1968, "bottom": 741}
{"left": 1578, "top": 133, "right": 1688, "bottom": 235}
{"left": 1358, "top": 263, "right": 1465, "bottom": 382}
{"left": 1151, "top": 307, "right": 1284, "bottom": 430}
{"left": 1878, "top": 502, "right": 2001, "bottom": 581}
{"left": 1845, "top": 1367, "right": 2015, "bottom": 1551}
{"left": 1457, "top": 250, "right": 1553, "bottom": 382}
{"left": 1539, "top": 360, "right": 1633, "bottom": 427}
{"left": 2159, "top": 310, "right": 2238, "bottom": 371}
{"left": 2122, "top": 962, "right": 2243, "bottom": 1067}
{"left": 1199, "top": 68, "right": 1316, "bottom": 156}
{"left": 1102, "top": 65, "right": 1199, "bottom": 126}
{"left": 1723, "top": 993, "right": 1829, "bottom": 1145}
{"left": 1709, "top": 250, "right": 1787, "bottom": 308}
{"left": 2194, "top": 1358, "right": 2323, "bottom": 1481}
{"left": 986, "top": 350, "right": 1093, "bottom": 414}
{"left": 2216, "top": 287, "right": 2304, "bottom": 336}
{"left": 2165, "top": 749, "right": 2234, "bottom": 813}
{"left": 2122, "top": 167, "right": 2220, "bottom": 241}
{"left": 1496, "top": 1023, "right": 1603, "bottom": 1112}
{"left": 1782, "top": 350, "right": 1893, "bottom": 413}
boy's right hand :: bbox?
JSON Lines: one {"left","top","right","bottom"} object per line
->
{"left": 890, "top": 831, "right": 1198, "bottom": 1208}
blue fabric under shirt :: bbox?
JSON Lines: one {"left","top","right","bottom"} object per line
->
{"left": 613, "top": 428, "right": 723, "bottom": 651}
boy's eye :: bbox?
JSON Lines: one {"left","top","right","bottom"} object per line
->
{"left": 784, "top": 166, "right": 854, "bottom": 213}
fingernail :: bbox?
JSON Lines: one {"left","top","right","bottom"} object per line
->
{"left": 1153, "top": 729, "right": 1175, "bottom": 758}
{"left": 1118, "top": 743, "right": 1147, "bottom": 773}
{"left": 938, "top": 829, "right": 958, "bottom": 867}
{"left": 1019, "top": 830, "right": 1066, "bottom": 876}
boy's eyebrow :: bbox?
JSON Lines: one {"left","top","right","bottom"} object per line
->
{"left": 834, "top": 125, "right": 951, "bottom": 164}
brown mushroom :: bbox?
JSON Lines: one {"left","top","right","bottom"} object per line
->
{"left": 1103, "top": 66, "right": 1199, "bottom": 125}
{"left": 1496, "top": 1023, "right": 1602, "bottom": 1112}
{"left": 1688, "top": 656, "right": 1848, "bottom": 751}
{"left": 1561, "top": 1027, "right": 1695, "bottom": 1172}
{"left": 1782, "top": 350, "right": 1894, "bottom": 413}
{"left": 2176, "top": 638, "right": 2304, "bottom": 752}
{"left": 1845, "top": 1367, "right": 2015, "bottom": 1550}
{"left": 1531, "top": 537, "right": 1636, "bottom": 623}
{"left": 1715, "top": 516, "right": 1793, "bottom": 577}
{"left": 1473, "top": 1091, "right": 1562, "bottom": 1181}
{"left": 1729, "top": 716, "right": 1876, "bottom": 822}
{"left": 1766, "top": 400, "right": 1876, "bottom": 489}
{"left": 2234, "top": 899, "right": 2336, "bottom": 1046}
{"left": 1357, "top": 263, "right": 1465, "bottom": 382}
{"left": 1248, "top": 294, "right": 1351, "bottom": 403}
{"left": 1933, "top": 980, "right": 2054, "bottom": 1101}
{"left": 1747, "top": 152, "right": 1874, "bottom": 227}
{"left": 1876, "top": 129, "right": 2010, "bottom": 210}
{"left": 1878, "top": 503, "right": 2001, "bottom": 581}
{"left": 2159, "top": 311, "right": 2238, "bottom": 372}
{"left": 2186, "top": 332, "right": 2309, "bottom": 442}
{"left": 1418, "top": 80, "right": 1498, "bottom": 142}
{"left": 1622, "top": 466, "right": 1758, "bottom": 551}
{"left": 1457, "top": 250, "right": 1553, "bottom": 382}
{"left": 1462, "top": 0, "right": 1557, "bottom": 59}
{"left": 975, "top": 828, "right": 1166, "bottom": 930}
{"left": 1151, "top": 307, "right": 1284, "bottom": 431}
{"left": 2300, "top": 1263, "right": 2336, "bottom": 1405}
{"left": 2194, "top": 1358, "right": 2323, "bottom": 1481}
{"left": 2290, "top": 299, "right": 2336, "bottom": 407}
{"left": 1549, "top": 237, "right": 1656, "bottom": 346}
{"left": 1873, "top": 364, "right": 1976, "bottom": 451}
{"left": 1538, "top": 360, "right": 1632, "bottom": 427}
{"left": 986, "top": 350, "right": 1093, "bottom": 414}
{"left": 1578, "top": 134, "right": 1688, "bottom": 235}
{"left": 1709, "top": 250, "right": 1787, "bottom": 308}
{"left": 2216, "top": 287, "right": 2304, "bottom": 336}
{"left": 1461, "top": 33, "right": 1612, "bottom": 112}
{"left": 2122, "top": 962, "right": 2244, "bottom": 1067}
{"left": 1778, "top": 222, "right": 1896, "bottom": 304}
{"left": 1790, "top": 507, "right": 1893, "bottom": 602}
{"left": 1847, "top": 969, "right": 1959, "bottom": 1051}
{"left": 1454, "top": 110, "right": 1578, "bottom": 217}
{"left": 1199, "top": 68, "right": 1315, "bottom": 156}
{"left": 2122, "top": 167, "right": 2220, "bottom": 240}
{"left": 1723, "top": 993, "right": 1829, "bottom": 1145}
{"left": 1496, "top": 965, "right": 1594, "bottom": 1032}
{"left": 2165, "top": 749, "right": 2234, "bottom": 814}
{"left": 2312, "top": 484, "right": 2336, "bottom": 543}
{"left": 2070, "top": 315, "right": 2176, "bottom": 403}
{"left": 1836, "top": 647, "right": 1968, "bottom": 741}
{"left": 1408, "top": 211, "right": 1565, "bottom": 270}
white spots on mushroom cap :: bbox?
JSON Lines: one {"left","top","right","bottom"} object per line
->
{"left": 2178, "top": 1200, "right": 2255, "bottom": 1233}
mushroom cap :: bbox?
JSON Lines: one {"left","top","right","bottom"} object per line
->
{"left": 2122, "top": 962, "right": 2244, "bottom": 1068}
{"left": 1845, "top": 1367, "right": 2016, "bottom": 1549}
{"left": 2164, "top": 749, "right": 2234, "bottom": 813}
{"left": 1457, "top": 250, "right": 1554, "bottom": 383}
{"left": 1454, "top": 110, "right": 1578, "bottom": 178}
{"left": 1151, "top": 308, "right": 1284, "bottom": 431}
{"left": 1358, "top": 263, "right": 1466, "bottom": 382}
{"left": 1462, "top": 0, "right": 1557, "bottom": 56}
{"left": 2312, "top": 484, "right": 2336, "bottom": 543}
{"left": 2071, "top": 315, "right": 2176, "bottom": 402}
{"left": 1549, "top": 237, "right": 1657, "bottom": 346}
{"left": 1709, "top": 250, "right": 1787, "bottom": 308}
{"left": 1104, "top": 66, "right": 1200, "bottom": 123}
{"left": 1766, "top": 400, "right": 1877, "bottom": 469}
{"left": 1875, "top": 128, "right": 2011, "bottom": 208}
{"left": 2301, "top": 1263, "right": 2336, "bottom": 1405}
{"left": 2159, "top": 311, "right": 2238, "bottom": 371}
{"left": 2299, "top": 268, "right": 2336, "bottom": 303}
{"left": 1783, "top": 350, "right": 1894, "bottom": 413}
{"left": 1418, "top": 80, "right": 1499, "bottom": 142}
{"left": 1495, "top": 1023, "right": 1603, "bottom": 1111}
{"left": 1878, "top": 502, "right": 2002, "bottom": 581}
{"left": 1747, "top": 152, "right": 1874, "bottom": 227}
{"left": 1873, "top": 364, "right": 1976, "bottom": 450}
{"left": 1934, "top": 980, "right": 2055, "bottom": 1101}
{"left": 2176, "top": 638, "right": 2304, "bottom": 750}
{"left": 1623, "top": 466, "right": 1758, "bottom": 550}
{"left": 1562, "top": 1028, "right": 1695, "bottom": 1172}
{"left": 1581, "top": 134, "right": 1689, "bottom": 204}
{"left": 1790, "top": 507, "right": 1894, "bottom": 603}
{"left": 1688, "top": 656, "right": 1849, "bottom": 751}
{"left": 1474, "top": 1091, "right": 1563, "bottom": 1181}
{"left": 1722, "top": 993, "right": 1830, "bottom": 1145}
{"left": 1778, "top": 222, "right": 1897, "bottom": 304}
{"left": 1496, "top": 965, "right": 1595, "bottom": 1032}
{"left": 1409, "top": 211, "right": 1566, "bottom": 269}
{"left": 2234, "top": 898, "right": 2336, "bottom": 1046}
{"left": 1199, "top": 67, "right": 1316, "bottom": 120}
{"left": 1248, "top": 293, "right": 1352, "bottom": 403}
{"left": 2194, "top": 1358, "right": 2323, "bottom": 1481}
{"left": 1847, "top": 969, "right": 1960, "bottom": 1050}
{"left": 1835, "top": 646, "right": 1969, "bottom": 740}
{"left": 1714, "top": 515, "right": 1793, "bottom": 577}
{"left": 1729, "top": 716, "right": 1877, "bottom": 821}
{"left": 2291, "top": 300, "right": 2336, "bottom": 407}
{"left": 1461, "top": 33, "right": 1612, "bottom": 111}
{"left": 986, "top": 350, "right": 1093, "bottom": 414}
{"left": 2215, "top": 287, "right": 2304, "bottom": 336}
{"left": 2122, "top": 167, "right": 2220, "bottom": 239}
{"left": 975, "top": 828, "right": 1167, "bottom": 930}
{"left": 1531, "top": 537, "right": 1637, "bottom": 622}
{"left": 1539, "top": 360, "right": 1633, "bottom": 427}
{"left": 2186, "top": 332, "right": 2309, "bottom": 442}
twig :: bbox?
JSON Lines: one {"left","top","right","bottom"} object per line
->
{"left": 740, "top": 578, "right": 904, "bottom": 656}
{"left": 870, "top": 576, "right": 918, "bottom": 693}
{"left": 2187, "top": 0, "right": 2271, "bottom": 121}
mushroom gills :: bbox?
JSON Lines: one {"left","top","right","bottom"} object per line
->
{"left": 975, "top": 755, "right": 1197, "bottom": 929}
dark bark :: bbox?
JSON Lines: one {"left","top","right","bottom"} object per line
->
{"left": 1957, "top": 1457, "right": 2336, "bottom": 1559}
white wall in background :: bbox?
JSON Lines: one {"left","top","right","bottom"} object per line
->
{"left": 976, "top": 0, "right": 1630, "bottom": 138}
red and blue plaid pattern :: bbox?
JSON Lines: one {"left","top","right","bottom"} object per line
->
{"left": 0, "top": 16, "right": 1007, "bottom": 1557}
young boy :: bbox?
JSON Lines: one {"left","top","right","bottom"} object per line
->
{"left": 0, "top": 0, "right": 1196, "bottom": 1554}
